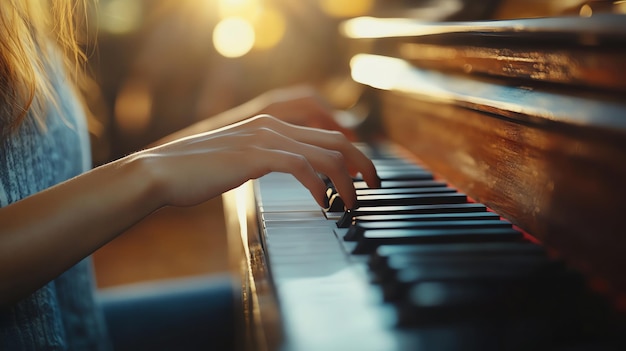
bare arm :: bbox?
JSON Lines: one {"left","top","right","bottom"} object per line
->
{"left": 0, "top": 115, "right": 379, "bottom": 306}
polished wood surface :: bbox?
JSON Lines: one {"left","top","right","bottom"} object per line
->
{"left": 342, "top": 15, "right": 626, "bottom": 93}
{"left": 347, "top": 15, "right": 626, "bottom": 297}
{"left": 398, "top": 42, "right": 626, "bottom": 93}
{"left": 223, "top": 183, "right": 282, "bottom": 351}
{"left": 378, "top": 87, "right": 626, "bottom": 295}
{"left": 93, "top": 198, "right": 228, "bottom": 288}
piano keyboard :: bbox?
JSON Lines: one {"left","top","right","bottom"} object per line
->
{"left": 251, "top": 143, "right": 622, "bottom": 351}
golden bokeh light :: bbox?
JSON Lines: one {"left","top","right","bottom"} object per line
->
{"left": 114, "top": 78, "right": 153, "bottom": 134}
{"left": 213, "top": 17, "right": 256, "bottom": 58}
{"left": 350, "top": 54, "right": 407, "bottom": 91}
{"left": 579, "top": 4, "right": 593, "bottom": 17}
{"left": 253, "top": 8, "right": 286, "bottom": 50}
{"left": 319, "top": 0, "right": 374, "bottom": 18}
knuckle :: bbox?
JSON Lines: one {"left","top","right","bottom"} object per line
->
{"left": 252, "top": 114, "right": 280, "bottom": 126}
{"left": 327, "top": 130, "right": 349, "bottom": 146}
{"left": 328, "top": 130, "right": 346, "bottom": 139}
{"left": 254, "top": 126, "right": 280, "bottom": 141}
{"left": 258, "top": 127, "right": 282, "bottom": 145}
{"left": 328, "top": 150, "right": 345, "bottom": 164}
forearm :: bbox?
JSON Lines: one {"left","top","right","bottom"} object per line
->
{"left": 0, "top": 155, "right": 162, "bottom": 305}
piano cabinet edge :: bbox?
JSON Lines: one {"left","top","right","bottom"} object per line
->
{"left": 378, "top": 89, "right": 626, "bottom": 298}
{"left": 223, "top": 184, "right": 281, "bottom": 351}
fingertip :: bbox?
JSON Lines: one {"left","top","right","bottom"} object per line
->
{"left": 311, "top": 188, "right": 328, "bottom": 209}
{"left": 374, "top": 173, "right": 382, "bottom": 188}
{"left": 365, "top": 173, "right": 382, "bottom": 189}
{"left": 343, "top": 192, "right": 358, "bottom": 211}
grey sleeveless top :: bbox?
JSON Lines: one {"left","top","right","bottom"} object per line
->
{"left": 0, "top": 60, "right": 111, "bottom": 350}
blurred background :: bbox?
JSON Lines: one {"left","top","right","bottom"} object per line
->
{"left": 85, "top": 0, "right": 615, "bottom": 165}
{"left": 88, "top": 0, "right": 617, "bottom": 288}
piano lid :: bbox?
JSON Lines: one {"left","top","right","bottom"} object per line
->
{"left": 349, "top": 54, "right": 626, "bottom": 134}
{"left": 341, "top": 13, "right": 626, "bottom": 98}
{"left": 340, "top": 14, "right": 626, "bottom": 45}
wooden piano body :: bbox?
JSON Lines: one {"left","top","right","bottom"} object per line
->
{"left": 224, "top": 9, "right": 626, "bottom": 351}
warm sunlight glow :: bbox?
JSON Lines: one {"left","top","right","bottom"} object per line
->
{"left": 350, "top": 54, "right": 408, "bottom": 91}
{"left": 341, "top": 17, "right": 427, "bottom": 39}
{"left": 218, "top": 0, "right": 261, "bottom": 19}
{"left": 213, "top": 17, "right": 256, "bottom": 58}
{"left": 212, "top": 0, "right": 287, "bottom": 54}
{"left": 114, "top": 79, "right": 153, "bottom": 134}
{"left": 319, "top": 0, "right": 374, "bottom": 18}
{"left": 98, "top": 0, "right": 143, "bottom": 34}
{"left": 579, "top": 4, "right": 593, "bottom": 17}
{"left": 253, "top": 8, "right": 286, "bottom": 50}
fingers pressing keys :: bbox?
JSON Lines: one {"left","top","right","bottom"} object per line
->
{"left": 320, "top": 143, "right": 613, "bottom": 332}
{"left": 323, "top": 159, "right": 438, "bottom": 213}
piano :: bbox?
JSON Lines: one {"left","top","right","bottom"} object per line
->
{"left": 223, "top": 3, "right": 626, "bottom": 351}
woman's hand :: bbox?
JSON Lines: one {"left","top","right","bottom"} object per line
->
{"left": 252, "top": 85, "right": 355, "bottom": 138}
{"left": 141, "top": 115, "right": 379, "bottom": 210}
{"left": 156, "top": 85, "right": 357, "bottom": 146}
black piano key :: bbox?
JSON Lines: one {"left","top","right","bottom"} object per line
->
{"left": 353, "top": 179, "right": 447, "bottom": 190}
{"left": 326, "top": 192, "right": 345, "bottom": 212}
{"left": 395, "top": 264, "right": 585, "bottom": 326}
{"left": 382, "top": 256, "right": 555, "bottom": 301}
{"left": 354, "top": 203, "right": 486, "bottom": 215}
{"left": 355, "top": 187, "right": 456, "bottom": 196}
{"left": 326, "top": 186, "right": 456, "bottom": 212}
{"left": 328, "top": 190, "right": 467, "bottom": 213}
{"left": 373, "top": 253, "right": 550, "bottom": 286}
{"left": 352, "top": 227, "right": 522, "bottom": 254}
{"left": 336, "top": 203, "right": 488, "bottom": 228}
{"left": 323, "top": 168, "right": 437, "bottom": 193}
{"left": 369, "top": 242, "right": 545, "bottom": 271}
{"left": 396, "top": 280, "right": 539, "bottom": 325}
{"left": 353, "top": 171, "right": 434, "bottom": 181}
{"left": 370, "top": 161, "right": 429, "bottom": 175}
{"left": 344, "top": 219, "right": 512, "bottom": 241}
{"left": 356, "top": 193, "right": 468, "bottom": 207}
{"left": 355, "top": 211, "right": 501, "bottom": 223}
{"left": 371, "top": 164, "right": 429, "bottom": 173}
{"left": 399, "top": 281, "right": 496, "bottom": 324}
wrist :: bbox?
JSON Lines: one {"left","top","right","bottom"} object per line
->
{"left": 118, "top": 152, "right": 168, "bottom": 213}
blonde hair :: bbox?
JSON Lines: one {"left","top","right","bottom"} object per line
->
{"left": 0, "top": 0, "right": 89, "bottom": 138}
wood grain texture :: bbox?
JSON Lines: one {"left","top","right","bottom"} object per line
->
{"left": 398, "top": 43, "right": 626, "bottom": 93}
{"left": 379, "top": 88, "right": 626, "bottom": 295}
